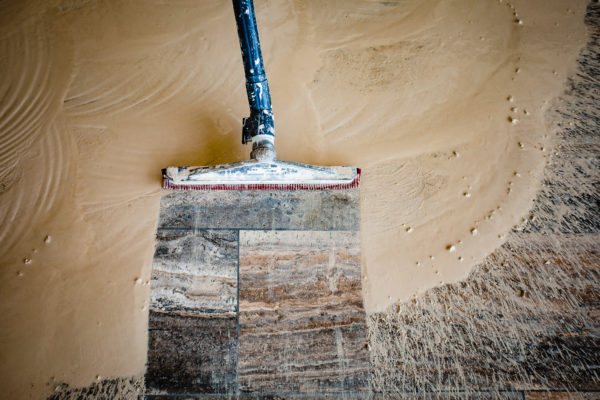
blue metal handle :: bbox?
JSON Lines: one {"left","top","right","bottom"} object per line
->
{"left": 232, "top": 0, "right": 275, "bottom": 145}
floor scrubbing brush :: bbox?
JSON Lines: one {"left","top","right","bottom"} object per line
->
{"left": 163, "top": 0, "right": 360, "bottom": 190}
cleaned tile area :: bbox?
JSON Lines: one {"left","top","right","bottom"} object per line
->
{"left": 146, "top": 229, "right": 238, "bottom": 394}
{"left": 146, "top": 188, "right": 368, "bottom": 397}
{"left": 150, "top": 229, "right": 238, "bottom": 315}
{"left": 157, "top": 190, "right": 360, "bottom": 231}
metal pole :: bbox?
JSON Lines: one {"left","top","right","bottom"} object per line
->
{"left": 232, "top": 0, "right": 276, "bottom": 161}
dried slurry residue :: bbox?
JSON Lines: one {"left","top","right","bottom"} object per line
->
{"left": 0, "top": 0, "right": 589, "bottom": 398}
{"left": 369, "top": 4, "right": 600, "bottom": 394}
{"left": 368, "top": 18, "right": 600, "bottom": 388}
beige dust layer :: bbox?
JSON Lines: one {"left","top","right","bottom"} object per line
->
{"left": 0, "top": 0, "right": 588, "bottom": 398}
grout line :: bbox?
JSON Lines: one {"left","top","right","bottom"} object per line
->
{"left": 236, "top": 228, "right": 240, "bottom": 396}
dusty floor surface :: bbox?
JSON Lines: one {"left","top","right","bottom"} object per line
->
{"left": 0, "top": 0, "right": 594, "bottom": 398}
{"left": 370, "top": 2, "right": 600, "bottom": 396}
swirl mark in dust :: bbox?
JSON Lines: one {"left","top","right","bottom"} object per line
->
{"left": 0, "top": 122, "right": 73, "bottom": 255}
{"left": 0, "top": 23, "right": 50, "bottom": 191}
{"left": 0, "top": 19, "right": 72, "bottom": 255}
{"left": 63, "top": 2, "right": 237, "bottom": 118}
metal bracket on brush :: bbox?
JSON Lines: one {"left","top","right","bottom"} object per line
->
{"left": 241, "top": 83, "right": 274, "bottom": 145}
{"left": 233, "top": 0, "right": 276, "bottom": 161}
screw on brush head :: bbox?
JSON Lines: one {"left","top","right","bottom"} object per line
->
{"left": 250, "top": 134, "right": 276, "bottom": 161}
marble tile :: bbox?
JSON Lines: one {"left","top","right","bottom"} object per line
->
{"left": 238, "top": 230, "right": 370, "bottom": 394}
{"left": 524, "top": 392, "right": 600, "bottom": 400}
{"left": 151, "top": 229, "right": 237, "bottom": 315}
{"left": 147, "top": 229, "right": 239, "bottom": 394}
{"left": 158, "top": 189, "right": 360, "bottom": 231}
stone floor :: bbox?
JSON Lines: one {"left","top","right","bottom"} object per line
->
{"left": 145, "top": 189, "right": 371, "bottom": 398}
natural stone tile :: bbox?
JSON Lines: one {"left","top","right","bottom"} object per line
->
{"left": 157, "top": 189, "right": 360, "bottom": 231}
{"left": 147, "top": 228, "right": 239, "bottom": 395}
{"left": 146, "top": 311, "right": 237, "bottom": 395}
{"left": 238, "top": 325, "right": 370, "bottom": 393}
{"left": 151, "top": 229, "right": 237, "bottom": 315}
{"left": 524, "top": 392, "right": 600, "bottom": 400}
{"left": 238, "top": 230, "right": 369, "bottom": 393}
{"left": 524, "top": 169, "right": 600, "bottom": 235}
{"left": 239, "top": 230, "right": 364, "bottom": 332}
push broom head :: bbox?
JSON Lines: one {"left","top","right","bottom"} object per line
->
{"left": 164, "top": 0, "right": 360, "bottom": 191}
{"left": 163, "top": 159, "right": 360, "bottom": 191}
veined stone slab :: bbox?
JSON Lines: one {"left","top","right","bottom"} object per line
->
{"left": 151, "top": 229, "right": 237, "bottom": 315}
{"left": 147, "top": 228, "right": 239, "bottom": 394}
{"left": 157, "top": 189, "right": 360, "bottom": 231}
{"left": 238, "top": 230, "right": 370, "bottom": 394}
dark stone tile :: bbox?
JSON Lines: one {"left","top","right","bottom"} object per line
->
{"left": 376, "top": 393, "right": 525, "bottom": 400}
{"left": 522, "top": 334, "right": 600, "bottom": 391}
{"left": 146, "top": 311, "right": 237, "bottom": 395}
{"left": 524, "top": 392, "right": 600, "bottom": 400}
{"left": 157, "top": 189, "right": 359, "bottom": 231}
{"left": 238, "top": 230, "right": 370, "bottom": 393}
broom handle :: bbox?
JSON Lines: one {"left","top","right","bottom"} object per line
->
{"left": 232, "top": 0, "right": 275, "bottom": 153}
